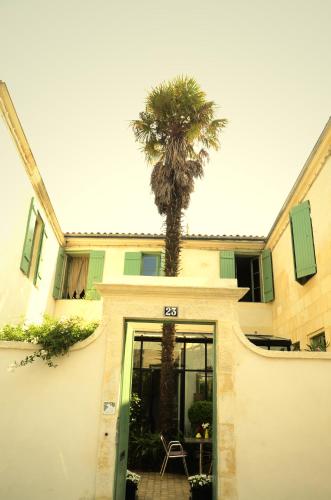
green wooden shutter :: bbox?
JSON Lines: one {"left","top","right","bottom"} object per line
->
{"left": 124, "top": 252, "right": 142, "bottom": 275}
{"left": 290, "top": 201, "right": 317, "bottom": 282}
{"left": 20, "top": 198, "right": 37, "bottom": 275}
{"left": 220, "top": 250, "right": 235, "bottom": 278}
{"left": 53, "top": 247, "right": 65, "bottom": 299}
{"left": 86, "top": 250, "right": 105, "bottom": 300}
{"left": 34, "top": 226, "right": 47, "bottom": 285}
{"left": 261, "top": 248, "right": 274, "bottom": 302}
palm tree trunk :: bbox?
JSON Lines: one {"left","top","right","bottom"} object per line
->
{"left": 159, "top": 197, "right": 182, "bottom": 438}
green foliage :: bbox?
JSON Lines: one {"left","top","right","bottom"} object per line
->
{"left": 128, "top": 432, "right": 163, "bottom": 470}
{"left": 306, "top": 340, "right": 329, "bottom": 352}
{"left": 129, "top": 393, "right": 142, "bottom": 435}
{"left": 131, "top": 76, "right": 227, "bottom": 165}
{"left": 131, "top": 76, "right": 227, "bottom": 216}
{"left": 128, "top": 394, "right": 163, "bottom": 470}
{"left": 188, "top": 401, "right": 213, "bottom": 429}
{"left": 1, "top": 317, "right": 98, "bottom": 369}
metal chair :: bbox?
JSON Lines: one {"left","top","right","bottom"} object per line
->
{"left": 160, "top": 434, "right": 189, "bottom": 477}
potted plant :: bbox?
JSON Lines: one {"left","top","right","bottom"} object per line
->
{"left": 188, "top": 474, "right": 212, "bottom": 500}
{"left": 188, "top": 400, "right": 213, "bottom": 437}
{"left": 126, "top": 470, "right": 140, "bottom": 500}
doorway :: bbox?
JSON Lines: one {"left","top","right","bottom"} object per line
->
{"left": 115, "top": 320, "right": 215, "bottom": 499}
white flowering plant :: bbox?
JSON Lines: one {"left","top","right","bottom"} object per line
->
{"left": 188, "top": 474, "right": 212, "bottom": 489}
{"left": 126, "top": 470, "right": 140, "bottom": 484}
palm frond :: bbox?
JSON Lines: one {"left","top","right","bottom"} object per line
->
{"left": 131, "top": 75, "right": 227, "bottom": 209}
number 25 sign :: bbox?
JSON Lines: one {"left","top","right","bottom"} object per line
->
{"left": 164, "top": 306, "right": 178, "bottom": 317}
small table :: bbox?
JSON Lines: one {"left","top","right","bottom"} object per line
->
{"left": 184, "top": 437, "right": 212, "bottom": 474}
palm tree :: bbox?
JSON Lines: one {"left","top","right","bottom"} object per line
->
{"left": 132, "top": 76, "right": 227, "bottom": 437}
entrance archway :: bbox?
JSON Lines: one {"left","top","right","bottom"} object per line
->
{"left": 94, "top": 276, "right": 246, "bottom": 500}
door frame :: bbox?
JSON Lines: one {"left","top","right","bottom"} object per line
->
{"left": 114, "top": 318, "right": 217, "bottom": 499}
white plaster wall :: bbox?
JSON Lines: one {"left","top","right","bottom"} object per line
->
{"left": 271, "top": 155, "right": 331, "bottom": 346}
{"left": 234, "top": 329, "right": 331, "bottom": 500}
{"left": 54, "top": 299, "right": 103, "bottom": 322}
{"left": 0, "top": 327, "right": 106, "bottom": 500}
{"left": 0, "top": 117, "right": 59, "bottom": 326}
{"left": 237, "top": 302, "right": 273, "bottom": 334}
{"left": 54, "top": 245, "right": 273, "bottom": 334}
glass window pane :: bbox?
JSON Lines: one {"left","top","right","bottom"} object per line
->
{"left": 142, "top": 341, "right": 161, "bottom": 368}
{"left": 185, "top": 372, "right": 198, "bottom": 435}
{"left": 174, "top": 342, "right": 183, "bottom": 368}
{"left": 133, "top": 341, "right": 141, "bottom": 368}
{"left": 184, "top": 372, "right": 208, "bottom": 436}
{"left": 142, "top": 254, "right": 158, "bottom": 275}
{"left": 131, "top": 369, "right": 140, "bottom": 394}
{"left": 311, "top": 333, "right": 326, "bottom": 349}
{"left": 206, "top": 343, "right": 213, "bottom": 369}
{"left": 206, "top": 374, "right": 213, "bottom": 400}
{"left": 186, "top": 343, "right": 205, "bottom": 370}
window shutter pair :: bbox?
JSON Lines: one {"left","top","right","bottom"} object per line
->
{"left": 124, "top": 252, "right": 163, "bottom": 276}
{"left": 290, "top": 200, "right": 317, "bottom": 284}
{"left": 20, "top": 198, "right": 37, "bottom": 275}
{"left": 20, "top": 198, "right": 47, "bottom": 284}
{"left": 52, "top": 250, "right": 105, "bottom": 300}
{"left": 219, "top": 250, "right": 274, "bottom": 302}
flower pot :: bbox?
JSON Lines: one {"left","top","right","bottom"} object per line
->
{"left": 191, "top": 483, "right": 212, "bottom": 500}
{"left": 126, "top": 480, "right": 137, "bottom": 500}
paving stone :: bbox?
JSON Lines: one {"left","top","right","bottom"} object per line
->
{"left": 136, "top": 472, "right": 190, "bottom": 500}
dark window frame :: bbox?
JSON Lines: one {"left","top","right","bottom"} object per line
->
{"left": 235, "top": 254, "right": 262, "bottom": 303}
{"left": 133, "top": 335, "right": 213, "bottom": 435}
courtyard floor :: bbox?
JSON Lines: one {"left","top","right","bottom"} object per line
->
{"left": 136, "top": 471, "right": 190, "bottom": 500}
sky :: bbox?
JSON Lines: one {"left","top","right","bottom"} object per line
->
{"left": 1, "top": 0, "right": 330, "bottom": 237}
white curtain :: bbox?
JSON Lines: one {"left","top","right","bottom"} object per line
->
{"left": 67, "top": 256, "right": 89, "bottom": 298}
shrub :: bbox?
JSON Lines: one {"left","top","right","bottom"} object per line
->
{"left": 1, "top": 317, "right": 98, "bottom": 368}
{"left": 188, "top": 401, "right": 213, "bottom": 430}
{"left": 128, "top": 432, "right": 163, "bottom": 470}
{"left": 129, "top": 393, "right": 142, "bottom": 435}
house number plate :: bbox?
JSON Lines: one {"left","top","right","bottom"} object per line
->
{"left": 164, "top": 306, "right": 178, "bottom": 317}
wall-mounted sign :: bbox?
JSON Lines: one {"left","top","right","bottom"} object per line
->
{"left": 103, "top": 401, "right": 115, "bottom": 415}
{"left": 164, "top": 306, "right": 178, "bottom": 317}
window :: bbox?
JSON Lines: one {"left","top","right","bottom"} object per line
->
{"left": 219, "top": 249, "right": 274, "bottom": 302}
{"left": 53, "top": 249, "right": 105, "bottom": 300}
{"left": 124, "top": 252, "right": 163, "bottom": 276}
{"left": 142, "top": 254, "right": 160, "bottom": 276}
{"left": 290, "top": 200, "right": 317, "bottom": 285}
{"left": 309, "top": 332, "right": 327, "bottom": 351}
{"left": 132, "top": 334, "right": 213, "bottom": 435}
{"left": 20, "top": 198, "right": 47, "bottom": 286}
{"left": 62, "top": 254, "right": 89, "bottom": 299}
{"left": 235, "top": 255, "right": 261, "bottom": 302}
